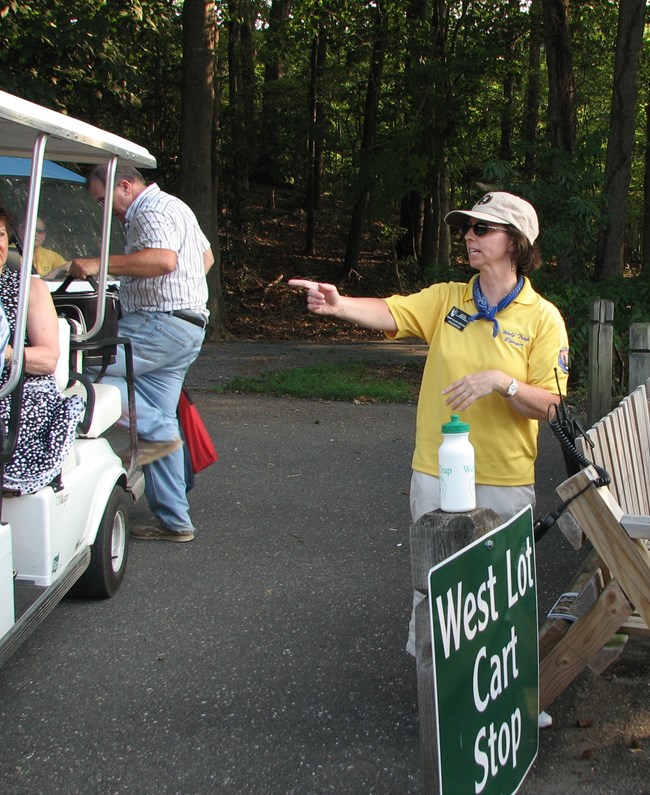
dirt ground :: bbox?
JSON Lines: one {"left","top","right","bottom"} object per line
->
{"left": 521, "top": 636, "right": 650, "bottom": 794}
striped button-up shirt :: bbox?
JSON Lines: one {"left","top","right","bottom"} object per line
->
{"left": 119, "top": 183, "right": 209, "bottom": 315}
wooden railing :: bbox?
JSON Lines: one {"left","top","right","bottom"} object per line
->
{"left": 588, "top": 299, "right": 650, "bottom": 426}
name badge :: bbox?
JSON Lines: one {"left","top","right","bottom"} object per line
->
{"left": 444, "top": 307, "right": 471, "bottom": 331}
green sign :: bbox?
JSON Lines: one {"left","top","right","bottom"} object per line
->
{"left": 428, "top": 505, "right": 539, "bottom": 795}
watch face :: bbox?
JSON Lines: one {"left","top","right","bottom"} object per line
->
{"left": 507, "top": 379, "right": 518, "bottom": 396}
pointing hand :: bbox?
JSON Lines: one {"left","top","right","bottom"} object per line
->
{"left": 288, "top": 279, "right": 341, "bottom": 315}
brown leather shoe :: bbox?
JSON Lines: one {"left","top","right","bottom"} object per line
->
{"left": 130, "top": 524, "right": 195, "bottom": 542}
{"left": 135, "top": 437, "right": 183, "bottom": 466}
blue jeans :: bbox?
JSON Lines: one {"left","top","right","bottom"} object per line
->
{"left": 91, "top": 310, "right": 205, "bottom": 530}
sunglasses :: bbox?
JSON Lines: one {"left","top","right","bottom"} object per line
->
{"left": 454, "top": 221, "right": 507, "bottom": 239}
{"left": 35, "top": 227, "right": 46, "bottom": 233}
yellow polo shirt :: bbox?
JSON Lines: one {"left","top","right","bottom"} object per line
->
{"left": 34, "top": 247, "right": 66, "bottom": 277}
{"left": 384, "top": 276, "right": 569, "bottom": 485}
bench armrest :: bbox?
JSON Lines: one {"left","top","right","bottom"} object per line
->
{"left": 621, "top": 515, "right": 650, "bottom": 539}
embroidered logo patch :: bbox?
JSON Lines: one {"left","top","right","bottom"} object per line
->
{"left": 476, "top": 193, "right": 493, "bottom": 206}
{"left": 558, "top": 347, "right": 569, "bottom": 374}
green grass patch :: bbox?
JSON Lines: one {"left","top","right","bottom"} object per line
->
{"left": 215, "top": 360, "right": 422, "bottom": 403}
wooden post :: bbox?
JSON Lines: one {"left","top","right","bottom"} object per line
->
{"left": 410, "top": 508, "right": 501, "bottom": 794}
{"left": 587, "top": 299, "right": 614, "bottom": 427}
{"left": 629, "top": 322, "right": 650, "bottom": 392}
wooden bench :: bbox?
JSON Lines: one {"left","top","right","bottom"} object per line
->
{"left": 538, "top": 383, "right": 650, "bottom": 710}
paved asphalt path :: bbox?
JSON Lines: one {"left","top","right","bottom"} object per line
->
{"left": 0, "top": 341, "right": 648, "bottom": 794}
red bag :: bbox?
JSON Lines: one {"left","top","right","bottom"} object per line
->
{"left": 177, "top": 387, "right": 218, "bottom": 474}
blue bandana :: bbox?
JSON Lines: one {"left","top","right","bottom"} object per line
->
{"left": 469, "top": 276, "right": 524, "bottom": 338}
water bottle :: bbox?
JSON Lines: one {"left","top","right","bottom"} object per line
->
{"left": 439, "top": 414, "right": 476, "bottom": 512}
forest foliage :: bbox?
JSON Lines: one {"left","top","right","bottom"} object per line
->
{"left": 0, "top": 0, "right": 649, "bottom": 395}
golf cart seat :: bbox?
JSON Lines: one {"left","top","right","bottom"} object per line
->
{"left": 5, "top": 248, "right": 21, "bottom": 271}
{"left": 56, "top": 317, "right": 122, "bottom": 439}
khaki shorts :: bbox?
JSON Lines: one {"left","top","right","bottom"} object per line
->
{"left": 409, "top": 469, "right": 535, "bottom": 523}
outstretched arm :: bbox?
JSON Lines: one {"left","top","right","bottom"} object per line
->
{"left": 288, "top": 279, "right": 397, "bottom": 332}
{"left": 69, "top": 248, "right": 177, "bottom": 279}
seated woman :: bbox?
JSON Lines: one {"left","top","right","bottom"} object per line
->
{"left": 0, "top": 204, "right": 85, "bottom": 494}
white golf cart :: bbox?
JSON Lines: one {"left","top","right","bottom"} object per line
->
{"left": 0, "top": 90, "right": 156, "bottom": 666}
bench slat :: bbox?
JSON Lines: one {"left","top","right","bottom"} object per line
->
{"left": 620, "top": 404, "right": 647, "bottom": 513}
{"left": 612, "top": 406, "right": 640, "bottom": 514}
{"left": 619, "top": 613, "right": 650, "bottom": 635}
{"left": 579, "top": 387, "right": 650, "bottom": 515}
{"left": 595, "top": 420, "right": 616, "bottom": 493}
{"left": 629, "top": 386, "right": 650, "bottom": 513}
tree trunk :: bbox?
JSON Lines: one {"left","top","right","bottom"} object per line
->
{"left": 180, "top": 0, "right": 215, "bottom": 223}
{"left": 523, "top": 0, "right": 542, "bottom": 179}
{"left": 227, "top": 0, "right": 255, "bottom": 222}
{"left": 304, "top": 29, "right": 327, "bottom": 256}
{"left": 421, "top": 155, "right": 450, "bottom": 273}
{"left": 541, "top": 0, "right": 576, "bottom": 279}
{"left": 435, "top": 160, "right": 451, "bottom": 267}
{"left": 642, "top": 103, "right": 650, "bottom": 280}
{"left": 396, "top": 191, "right": 422, "bottom": 260}
{"left": 180, "top": 0, "right": 225, "bottom": 339}
{"left": 420, "top": 0, "right": 452, "bottom": 275}
{"left": 395, "top": 0, "right": 429, "bottom": 262}
{"left": 258, "top": 0, "right": 291, "bottom": 184}
{"left": 541, "top": 0, "right": 576, "bottom": 153}
{"left": 343, "top": 12, "right": 386, "bottom": 276}
{"left": 499, "top": 70, "right": 515, "bottom": 163}
{"left": 421, "top": 191, "right": 435, "bottom": 271}
{"left": 209, "top": 20, "right": 227, "bottom": 339}
{"left": 263, "top": 0, "right": 290, "bottom": 84}
{"left": 498, "top": 0, "right": 521, "bottom": 163}
{"left": 594, "top": 0, "right": 646, "bottom": 280}
{"left": 239, "top": 3, "right": 257, "bottom": 168}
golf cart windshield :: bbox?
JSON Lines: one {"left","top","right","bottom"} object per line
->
{"left": 0, "top": 89, "right": 156, "bottom": 398}
{"left": 0, "top": 156, "right": 124, "bottom": 259}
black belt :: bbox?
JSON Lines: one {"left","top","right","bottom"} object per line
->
{"left": 170, "top": 310, "right": 207, "bottom": 330}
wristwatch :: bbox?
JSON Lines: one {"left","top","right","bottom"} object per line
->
{"left": 506, "top": 377, "right": 518, "bottom": 398}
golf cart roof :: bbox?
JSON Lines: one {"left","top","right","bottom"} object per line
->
{"left": 0, "top": 156, "right": 86, "bottom": 182}
{"left": 0, "top": 90, "right": 157, "bottom": 168}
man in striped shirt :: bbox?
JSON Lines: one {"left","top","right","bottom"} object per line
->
{"left": 70, "top": 165, "right": 213, "bottom": 542}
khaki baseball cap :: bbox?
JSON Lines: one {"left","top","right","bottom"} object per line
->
{"left": 444, "top": 191, "right": 539, "bottom": 245}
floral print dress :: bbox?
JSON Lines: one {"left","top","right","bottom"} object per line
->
{"left": 0, "top": 267, "right": 85, "bottom": 494}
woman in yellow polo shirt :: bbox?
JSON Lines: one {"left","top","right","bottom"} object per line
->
{"left": 18, "top": 217, "right": 66, "bottom": 277}
{"left": 289, "top": 192, "right": 569, "bottom": 524}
